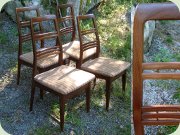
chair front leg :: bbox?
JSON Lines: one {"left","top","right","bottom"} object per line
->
{"left": 60, "top": 96, "right": 65, "bottom": 132}
{"left": 17, "top": 60, "right": 21, "bottom": 85}
{"left": 30, "top": 81, "right": 35, "bottom": 111}
{"left": 105, "top": 79, "right": 112, "bottom": 111}
{"left": 86, "top": 83, "right": 91, "bottom": 112}
{"left": 122, "top": 71, "right": 126, "bottom": 93}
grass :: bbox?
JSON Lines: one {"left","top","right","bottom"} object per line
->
{"left": 153, "top": 48, "right": 172, "bottom": 62}
{"left": 157, "top": 125, "right": 178, "bottom": 135}
{"left": 166, "top": 36, "right": 173, "bottom": 44}
{"left": 95, "top": 2, "right": 131, "bottom": 61}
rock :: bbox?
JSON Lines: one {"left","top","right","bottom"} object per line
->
{"left": 2, "top": 1, "right": 23, "bottom": 22}
{"left": 144, "top": 21, "right": 156, "bottom": 52}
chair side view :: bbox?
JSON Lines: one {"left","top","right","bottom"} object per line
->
{"left": 77, "top": 14, "right": 130, "bottom": 110}
{"left": 133, "top": 3, "right": 180, "bottom": 135}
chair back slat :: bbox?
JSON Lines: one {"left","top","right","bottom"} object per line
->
{"left": 33, "top": 32, "right": 58, "bottom": 41}
{"left": 82, "top": 41, "right": 98, "bottom": 51}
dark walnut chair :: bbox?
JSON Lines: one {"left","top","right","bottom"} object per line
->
{"left": 29, "top": 15, "right": 95, "bottom": 131}
{"left": 16, "top": 6, "right": 69, "bottom": 86}
{"left": 133, "top": 3, "right": 180, "bottom": 135}
{"left": 77, "top": 14, "right": 130, "bottom": 111}
{"left": 56, "top": 4, "right": 97, "bottom": 68}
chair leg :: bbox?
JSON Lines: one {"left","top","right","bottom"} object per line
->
{"left": 122, "top": 71, "right": 126, "bottom": 93}
{"left": 65, "top": 59, "right": 70, "bottom": 65}
{"left": 86, "top": 83, "right": 91, "bottom": 113}
{"left": 105, "top": 80, "right": 111, "bottom": 111}
{"left": 59, "top": 96, "right": 65, "bottom": 132}
{"left": 17, "top": 61, "right": 21, "bottom": 85}
{"left": 40, "top": 89, "right": 44, "bottom": 100}
{"left": 76, "top": 62, "right": 81, "bottom": 69}
{"left": 93, "top": 78, "right": 96, "bottom": 89}
{"left": 30, "top": 82, "right": 35, "bottom": 111}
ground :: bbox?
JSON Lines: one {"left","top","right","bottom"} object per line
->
{"left": 143, "top": 20, "right": 180, "bottom": 135}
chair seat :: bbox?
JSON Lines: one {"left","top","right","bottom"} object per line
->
{"left": 34, "top": 65, "right": 95, "bottom": 95}
{"left": 81, "top": 57, "right": 130, "bottom": 77}
{"left": 20, "top": 51, "right": 69, "bottom": 69}
{"left": 63, "top": 40, "right": 96, "bottom": 60}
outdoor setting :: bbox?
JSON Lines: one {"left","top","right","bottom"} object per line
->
{"left": 0, "top": 0, "right": 179, "bottom": 135}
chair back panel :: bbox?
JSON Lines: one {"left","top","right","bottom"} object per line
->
{"left": 56, "top": 4, "right": 76, "bottom": 43}
{"left": 133, "top": 3, "right": 180, "bottom": 135}
{"left": 30, "top": 15, "right": 63, "bottom": 68}
{"left": 77, "top": 14, "right": 100, "bottom": 60}
{"left": 16, "top": 6, "right": 41, "bottom": 43}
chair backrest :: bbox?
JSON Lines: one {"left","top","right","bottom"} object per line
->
{"left": 30, "top": 15, "right": 63, "bottom": 75}
{"left": 56, "top": 4, "right": 76, "bottom": 43}
{"left": 77, "top": 14, "right": 100, "bottom": 62}
{"left": 133, "top": 3, "right": 180, "bottom": 135}
{"left": 16, "top": 6, "right": 42, "bottom": 55}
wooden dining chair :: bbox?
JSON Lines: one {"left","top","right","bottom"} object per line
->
{"left": 77, "top": 14, "right": 130, "bottom": 111}
{"left": 16, "top": 6, "right": 69, "bottom": 86}
{"left": 133, "top": 3, "right": 180, "bottom": 135}
{"left": 29, "top": 15, "right": 95, "bottom": 131}
{"left": 16, "top": 6, "right": 41, "bottom": 85}
{"left": 56, "top": 4, "right": 97, "bottom": 68}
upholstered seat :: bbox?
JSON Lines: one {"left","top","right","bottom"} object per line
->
{"left": 81, "top": 57, "right": 130, "bottom": 77}
{"left": 34, "top": 65, "right": 95, "bottom": 95}
{"left": 20, "top": 51, "right": 69, "bottom": 68}
{"left": 63, "top": 40, "right": 96, "bottom": 60}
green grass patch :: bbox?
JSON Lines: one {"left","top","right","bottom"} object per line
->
{"left": 153, "top": 48, "right": 172, "bottom": 62}
{"left": 157, "top": 125, "right": 178, "bottom": 135}
{"left": 165, "top": 36, "right": 173, "bottom": 44}
{"left": 0, "top": 32, "right": 8, "bottom": 44}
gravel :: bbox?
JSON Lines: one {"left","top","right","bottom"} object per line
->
{"left": 143, "top": 20, "right": 180, "bottom": 134}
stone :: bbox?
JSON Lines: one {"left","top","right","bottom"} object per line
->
{"left": 144, "top": 21, "right": 156, "bottom": 52}
{"left": 2, "top": 1, "right": 23, "bottom": 22}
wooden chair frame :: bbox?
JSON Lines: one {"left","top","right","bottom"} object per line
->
{"left": 133, "top": 3, "right": 180, "bottom": 135}
{"left": 77, "top": 14, "right": 128, "bottom": 110}
{"left": 29, "top": 15, "right": 93, "bottom": 131}
{"left": 16, "top": 6, "right": 42, "bottom": 85}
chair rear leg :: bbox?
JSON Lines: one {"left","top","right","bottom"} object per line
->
{"left": 17, "top": 61, "right": 21, "bottom": 85}
{"left": 60, "top": 96, "right": 65, "bottom": 132}
{"left": 122, "top": 71, "right": 126, "bottom": 93}
{"left": 105, "top": 80, "right": 111, "bottom": 111}
{"left": 86, "top": 83, "right": 91, "bottom": 112}
{"left": 30, "top": 82, "right": 35, "bottom": 111}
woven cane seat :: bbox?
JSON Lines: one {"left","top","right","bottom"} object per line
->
{"left": 34, "top": 65, "right": 95, "bottom": 94}
{"left": 20, "top": 51, "right": 69, "bottom": 68}
{"left": 81, "top": 57, "right": 130, "bottom": 77}
{"left": 63, "top": 40, "right": 96, "bottom": 60}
